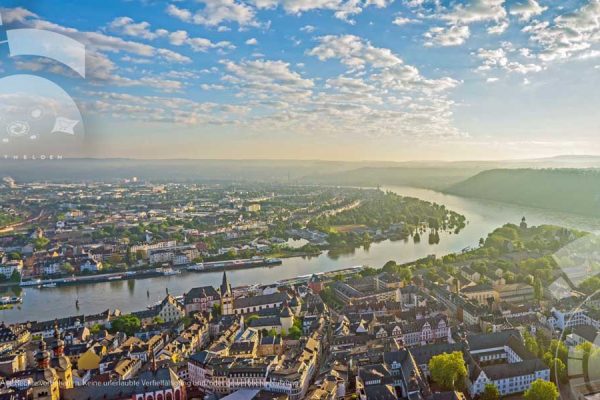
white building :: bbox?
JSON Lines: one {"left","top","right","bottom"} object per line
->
{"left": 467, "top": 330, "right": 551, "bottom": 397}
{"left": 0, "top": 260, "right": 22, "bottom": 279}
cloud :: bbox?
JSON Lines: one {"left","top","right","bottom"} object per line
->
{"left": 424, "top": 25, "right": 471, "bottom": 47}
{"left": 308, "top": 34, "right": 404, "bottom": 68}
{"left": 410, "top": 0, "right": 509, "bottom": 45}
{"left": 509, "top": 0, "right": 547, "bottom": 21}
{"left": 169, "top": 30, "right": 189, "bottom": 46}
{"left": 474, "top": 46, "right": 544, "bottom": 77}
{"left": 222, "top": 59, "right": 315, "bottom": 98}
{"left": 440, "top": 0, "right": 507, "bottom": 26}
{"left": 249, "top": 0, "right": 392, "bottom": 23}
{"left": 0, "top": 6, "right": 195, "bottom": 94}
{"left": 522, "top": 0, "right": 600, "bottom": 62}
{"left": 165, "top": 1, "right": 258, "bottom": 27}
{"left": 85, "top": 91, "right": 245, "bottom": 125}
{"left": 108, "top": 17, "right": 168, "bottom": 40}
{"left": 165, "top": 4, "right": 193, "bottom": 22}
{"left": 17, "top": 14, "right": 192, "bottom": 65}
{"left": 166, "top": 30, "right": 235, "bottom": 52}
{"left": 245, "top": 38, "right": 259, "bottom": 45}
{"left": 300, "top": 25, "right": 316, "bottom": 33}
{"left": 299, "top": 34, "right": 463, "bottom": 138}
{"left": 0, "top": 7, "right": 38, "bottom": 24}
{"left": 393, "top": 15, "right": 420, "bottom": 25}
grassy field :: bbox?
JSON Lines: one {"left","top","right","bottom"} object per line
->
{"left": 330, "top": 224, "right": 368, "bottom": 233}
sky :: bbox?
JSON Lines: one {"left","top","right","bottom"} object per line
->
{"left": 0, "top": 0, "right": 600, "bottom": 161}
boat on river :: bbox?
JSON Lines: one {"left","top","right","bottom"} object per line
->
{"left": 0, "top": 296, "right": 22, "bottom": 305}
{"left": 186, "top": 257, "right": 282, "bottom": 273}
{"left": 20, "top": 279, "right": 42, "bottom": 287}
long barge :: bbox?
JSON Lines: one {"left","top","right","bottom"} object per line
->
{"left": 186, "top": 257, "right": 282, "bottom": 272}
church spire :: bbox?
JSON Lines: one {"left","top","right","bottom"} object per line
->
{"left": 52, "top": 321, "right": 65, "bottom": 357}
{"left": 221, "top": 270, "right": 231, "bottom": 296}
{"left": 36, "top": 338, "right": 50, "bottom": 369}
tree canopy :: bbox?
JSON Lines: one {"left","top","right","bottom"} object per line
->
{"left": 524, "top": 379, "right": 559, "bottom": 400}
{"left": 480, "top": 383, "right": 500, "bottom": 400}
{"left": 428, "top": 351, "right": 467, "bottom": 391}
{"left": 110, "top": 315, "right": 141, "bottom": 336}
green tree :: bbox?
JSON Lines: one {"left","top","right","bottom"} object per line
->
{"left": 549, "top": 340, "right": 568, "bottom": 363}
{"left": 534, "top": 278, "right": 543, "bottom": 301}
{"left": 428, "top": 352, "right": 467, "bottom": 390}
{"left": 524, "top": 379, "right": 559, "bottom": 400}
{"left": 110, "top": 315, "right": 141, "bottom": 336}
{"left": 398, "top": 268, "right": 413, "bottom": 284}
{"left": 33, "top": 237, "right": 50, "bottom": 250}
{"left": 62, "top": 262, "right": 74, "bottom": 274}
{"left": 382, "top": 260, "right": 397, "bottom": 271}
{"left": 549, "top": 357, "right": 567, "bottom": 383}
{"left": 524, "top": 332, "right": 540, "bottom": 356}
{"left": 287, "top": 326, "right": 302, "bottom": 340}
{"left": 9, "top": 270, "right": 21, "bottom": 283}
{"left": 267, "top": 328, "right": 278, "bottom": 337}
{"left": 480, "top": 383, "right": 500, "bottom": 400}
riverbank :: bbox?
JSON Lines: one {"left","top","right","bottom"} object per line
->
{"left": 3, "top": 186, "right": 600, "bottom": 324}
{"left": 12, "top": 257, "right": 283, "bottom": 289}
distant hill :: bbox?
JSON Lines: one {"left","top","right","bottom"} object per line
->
{"left": 0, "top": 159, "right": 389, "bottom": 183}
{"left": 4, "top": 156, "right": 600, "bottom": 187}
{"left": 445, "top": 168, "right": 600, "bottom": 217}
{"left": 302, "top": 167, "right": 483, "bottom": 190}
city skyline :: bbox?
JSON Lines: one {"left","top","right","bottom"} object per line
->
{"left": 1, "top": 1, "right": 600, "bottom": 160}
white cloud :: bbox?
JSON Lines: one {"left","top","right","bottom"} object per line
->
{"left": 165, "top": 30, "right": 235, "bottom": 52}
{"left": 246, "top": 38, "right": 259, "bottom": 45}
{"left": 249, "top": 0, "right": 392, "bottom": 23}
{"left": 441, "top": 0, "right": 507, "bottom": 26}
{"left": 300, "top": 25, "right": 316, "bottom": 33}
{"left": 166, "top": 4, "right": 193, "bottom": 22}
{"left": 475, "top": 46, "right": 543, "bottom": 77}
{"left": 393, "top": 15, "right": 420, "bottom": 25}
{"left": 424, "top": 25, "right": 471, "bottom": 47}
{"left": 165, "top": 1, "right": 258, "bottom": 27}
{"left": 20, "top": 15, "right": 192, "bottom": 65}
{"left": 109, "top": 17, "right": 168, "bottom": 40}
{"left": 522, "top": 0, "right": 600, "bottom": 63}
{"left": 222, "top": 59, "right": 314, "bottom": 94}
{"left": 1, "top": 6, "right": 194, "bottom": 92}
{"left": 509, "top": 0, "right": 547, "bottom": 21}
{"left": 411, "top": 0, "right": 509, "bottom": 45}
{"left": 201, "top": 83, "right": 227, "bottom": 90}
{"left": 0, "top": 7, "right": 38, "bottom": 24}
{"left": 169, "top": 30, "right": 189, "bottom": 46}
{"left": 308, "top": 34, "right": 403, "bottom": 68}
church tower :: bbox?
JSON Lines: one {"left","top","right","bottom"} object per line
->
{"left": 220, "top": 271, "right": 233, "bottom": 315}
{"left": 520, "top": 216, "right": 528, "bottom": 230}
{"left": 32, "top": 339, "right": 60, "bottom": 400}
{"left": 51, "top": 323, "right": 73, "bottom": 389}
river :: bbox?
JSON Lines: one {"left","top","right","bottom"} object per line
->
{"left": 2, "top": 186, "right": 600, "bottom": 324}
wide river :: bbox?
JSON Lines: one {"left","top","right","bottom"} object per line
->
{"left": 2, "top": 186, "right": 600, "bottom": 324}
